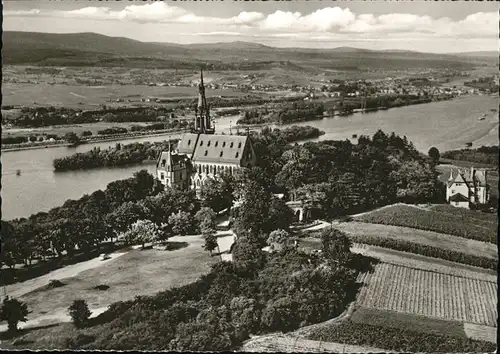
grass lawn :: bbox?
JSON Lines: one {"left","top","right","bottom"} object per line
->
{"left": 350, "top": 307, "right": 467, "bottom": 339}
{"left": 17, "top": 236, "right": 217, "bottom": 319}
{"left": 355, "top": 204, "right": 496, "bottom": 244}
{"left": 335, "top": 222, "right": 497, "bottom": 260}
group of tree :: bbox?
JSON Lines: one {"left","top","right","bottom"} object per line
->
{"left": 100, "top": 107, "right": 173, "bottom": 123}
{"left": 55, "top": 226, "right": 366, "bottom": 351}
{"left": 264, "top": 130, "right": 445, "bottom": 219}
{"left": 3, "top": 106, "right": 178, "bottom": 128}
{"left": 0, "top": 171, "right": 212, "bottom": 283}
{"left": 53, "top": 140, "right": 179, "bottom": 171}
{"left": 129, "top": 120, "right": 189, "bottom": 132}
{"left": 272, "top": 102, "right": 325, "bottom": 124}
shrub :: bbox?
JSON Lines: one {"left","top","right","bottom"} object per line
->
{"left": 48, "top": 279, "right": 65, "bottom": 288}
{"left": 0, "top": 297, "right": 30, "bottom": 333}
{"left": 68, "top": 299, "right": 92, "bottom": 328}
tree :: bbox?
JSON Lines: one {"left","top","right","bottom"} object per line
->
{"left": 391, "top": 160, "right": 440, "bottom": 203}
{"left": 0, "top": 297, "right": 30, "bottom": 333}
{"left": 199, "top": 175, "right": 234, "bottom": 213}
{"left": 267, "top": 229, "right": 296, "bottom": 253}
{"left": 195, "top": 207, "right": 217, "bottom": 233}
{"left": 232, "top": 233, "right": 266, "bottom": 270}
{"left": 106, "top": 201, "right": 149, "bottom": 234}
{"left": 267, "top": 197, "right": 294, "bottom": 232}
{"left": 428, "top": 147, "right": 440, "bottom": 165}
{"left": 320, "top": 228, "right": 352, "bottom": 266}
{"left": 168, "top": 211, "right": 193, "bottom": 236}
{"left": 123, "top": 219, "right": 160, "bottom": 248}
{"left": 203, "top": 231, "right": 218, "bottom": 256}
{"left": 68, "top": 299, "right": 92, "bottom": 328}
{"left": 261, "top": 296, "right": 300, "bottom": 332}
{"left": 64, "top": 132, "right": 80, "bottom": 145}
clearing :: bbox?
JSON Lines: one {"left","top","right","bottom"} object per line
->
{"left": 7, "top": 235, "right": 217, "bottom": 323}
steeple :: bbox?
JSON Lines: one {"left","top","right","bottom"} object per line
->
{"left": 193, "top": 68, "right": 215, "bottom": 135}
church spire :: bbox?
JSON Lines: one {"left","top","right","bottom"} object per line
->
{"left": 193, "top": 67, "right": 214, "bottom": 135}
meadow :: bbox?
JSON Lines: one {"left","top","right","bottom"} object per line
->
{"left": 2, "top": 82, "right": 253, "bottom": 110}
{"left": 355, "top": 204, "right": 497, "bottom": 244}
{"left": 8, "top": 235, "right": 217, "bottom": 324}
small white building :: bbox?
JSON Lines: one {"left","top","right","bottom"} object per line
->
{"left": 446, "top": 167, "right": 489, "bottom": 209}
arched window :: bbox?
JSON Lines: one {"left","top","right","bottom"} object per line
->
{"left": 198, "top": 164, "right": 202, "bottom": 174}
{"left": 222, "top": 142, "right": 226, "bottom": 147}
{"left": 209, "top": 165, "right": 213, "bottom": 174}
{"left": 200, "top": 140, "right": 204, "bottom": 147}
{"left": 207, "top": 141, "right": 211, "bottom": 147}
{"left": 196, "top": 180, "right": 200, "bottom": 187}
{"left": 235, "top": 152, "right": 239, "bottom": 158}
{"left": 238, "top": 142, "right": 242, "bottom": 148}
{"left": 230, "top": 142, "right": 234, "bottom": 148}
{"left": 215, "top": 141, "right": 218, "bottom": 147}
{"left": 188, "top": 140, "right": 191, "bottom": 146}
{"left": 220, "top": 151, "right": 223, "bottom": 157}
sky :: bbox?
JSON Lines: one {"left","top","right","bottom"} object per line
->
{"left": 3, "top": 0, "right": 499, "bottom": 53}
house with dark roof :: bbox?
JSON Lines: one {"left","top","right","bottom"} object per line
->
{"left": 445, "top": 167, "right": 490, "bottom": 209}
{"left": 156, "top": 145, "right": 192, "bottom": 190}
{"left": 156, "top": 69, "right": 257, "bottom": 195}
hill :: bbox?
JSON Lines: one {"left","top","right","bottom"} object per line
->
{"left": 2, "top": 31, "right": 493, "bottom": 70}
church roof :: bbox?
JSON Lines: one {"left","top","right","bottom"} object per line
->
{"left": 177, "top": 133, "right": 199, "bottom": 156}
{"left": 192, "top": 134, "right": 250, "bottom": 165}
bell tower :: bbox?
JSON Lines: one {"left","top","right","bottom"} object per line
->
{"left": 193, "top": 68, "right": 215, "bottom": 135}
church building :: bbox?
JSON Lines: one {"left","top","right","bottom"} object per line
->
{"left": 156, "top": 69, "right": 257, "bottom": 195}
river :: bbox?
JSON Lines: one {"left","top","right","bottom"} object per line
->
{"left": 2, "top": 95, "right": 498, "bottom": 220}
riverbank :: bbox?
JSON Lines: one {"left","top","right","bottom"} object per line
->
{"left": 2, "top": 129, "right": 188, "bottom": 152}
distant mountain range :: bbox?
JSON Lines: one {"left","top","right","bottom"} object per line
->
{"left": 3, "top": 31, "right": 497, "bottom": 70}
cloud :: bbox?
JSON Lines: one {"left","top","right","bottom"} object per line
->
{"left": 4, "top": 3, "right": 498, "bottom": 39}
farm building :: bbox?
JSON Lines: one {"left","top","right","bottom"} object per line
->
{"left": 445, "top": 167, "right": 490, "bottom": 209}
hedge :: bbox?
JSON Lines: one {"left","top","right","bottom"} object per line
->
{"left": 308, "top": 321, "right": 496, "bottom": 352}
{"left": 349, "top": 234, "right": 497, "bottom": 270}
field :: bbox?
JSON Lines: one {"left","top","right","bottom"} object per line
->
{"left": 334, "top": 222, "right": 497, "bottom": 260}
{"left": 2, "top": 82, "right": 254, "bottom": 110}
{"left": 5, "top": 236, "right": 217, "bottom": 325}
{"left": 356, "top": 263, "right": 497, "bottom": 327}
{"left": 355, "top": 204, "right": 497, "bottom": 243}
